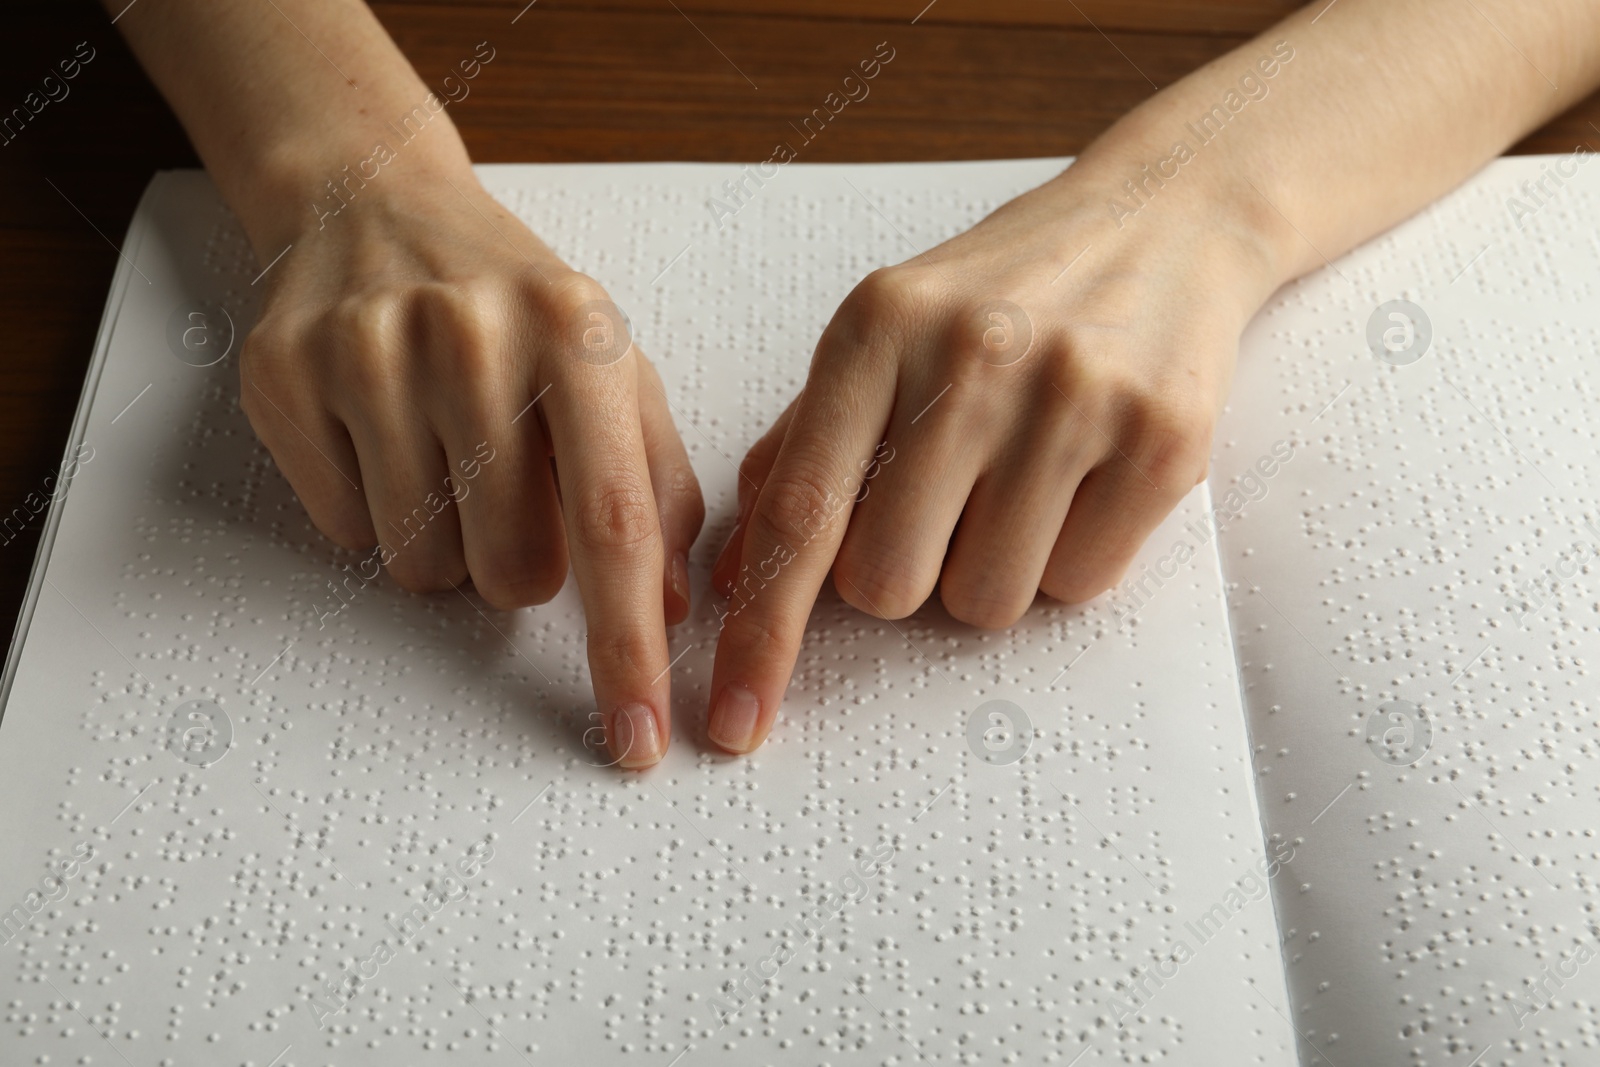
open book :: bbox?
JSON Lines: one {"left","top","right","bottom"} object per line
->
{"left": 1, "top": 156, "right": 1592, "bottom": 1066}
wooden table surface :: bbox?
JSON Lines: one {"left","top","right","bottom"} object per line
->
{"left": 3, "top": 0, "right": 1599, "bottom": 652}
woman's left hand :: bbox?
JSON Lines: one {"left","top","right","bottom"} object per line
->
{"left": 702, "top": 164, "right": 1282, "bottom": 755}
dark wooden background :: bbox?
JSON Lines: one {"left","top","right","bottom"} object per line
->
{"left": 4, "top": 0, "right": 1598, "bottom": 649}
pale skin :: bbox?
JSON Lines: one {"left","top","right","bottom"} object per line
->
{"left": 106, "top": 0, "right": 1600, "bottom": 766}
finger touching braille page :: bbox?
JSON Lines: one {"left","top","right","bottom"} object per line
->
{"left": 0, "top": 162, "right": 1293, "bottom": 1065}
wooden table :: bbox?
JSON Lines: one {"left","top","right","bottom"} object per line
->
{"left": 3, "top": 0, "right": 1598, "bottom": 652}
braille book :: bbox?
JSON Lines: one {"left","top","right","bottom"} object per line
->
{"left": 2, "top": 156, "right": 1592, "bottom": 1065}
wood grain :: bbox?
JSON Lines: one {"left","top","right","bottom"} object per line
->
{"left": 386, "top": 0, "right": 1308, "bottom": 35}
{"left": 1, "top": 0, "right": 1598, "bottom": 654}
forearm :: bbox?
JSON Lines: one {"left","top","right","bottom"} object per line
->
{"left": 1060, "top": 0, "right": 1600, "bottom": 297}
{"left": 103, "top": 0, "right": 474, "bottom": 255}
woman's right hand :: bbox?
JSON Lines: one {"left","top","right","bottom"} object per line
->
{"left": 241, "top": 157, "right": 703, "bottom": 770}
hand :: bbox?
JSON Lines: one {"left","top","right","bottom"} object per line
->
{"left": 704, "top": 170, "right": 1281, "bottom": 755}
{"left": 240, "top": 161, "right": 702, "bottom": 769}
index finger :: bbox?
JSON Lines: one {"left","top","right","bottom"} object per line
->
{"left": 707, "top": 349, "right": 895, "bottom": 754}
{"left": 542, "top": 286, "right": 671, "bottom": 769}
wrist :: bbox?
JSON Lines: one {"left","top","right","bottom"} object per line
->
{"left": 226, "top": 104, "right": 475, "bottom": 256}
{"left": 1054, "top": 112, "right": 1304, "bottom": 313}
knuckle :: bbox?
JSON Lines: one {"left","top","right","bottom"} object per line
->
{"left": 946, "top": 297, "right": 994, "bottom": 355}
{"left": 1040, "top": 559, "right": 1122, "bottom": 606}
{"left": 940, "top": 577, "right": 1029, "bottom": 631}
{"left": 718, "top": 607, "right": 796, "bottom": 662}
{"left": 417, "top": 282, "right": 502, "bottom": 385}
{"left": 333, "top": 290, "right": 407, "bottom": 347}
{"left": 1041, "top": 339, "right": 1097, "bottom": 405}
{"left": 948, "top": 295, "right": 1027, "bottom": 358}
{"left": 239, "top": 319, "right": 285, "bottom": 371}
{"left": 1122, "top": 390, "right": 1212, "bottom": 488}
{"left": 540, "top": 272, "right": 632, "bottom": 368}
{"left": 833, "top": 545, "right": 926, "bottom": 620}
{"left": 308, "top": 499, "right": 376, "bottom": 552}
{"left": 663, "top": 463, "right": 707, "bottom": 537}
{"left": 735, "top": 435, "right": 783, "bottom": 502}
{"left": 588, "top": 627, "right": 659, "bottom": 682}
{"left": 572, "top": 478, "right": 658, "bottom": 554}
{"left": 473, "top": 556, "right": 568, "bottom": 610}
{"left": 332, "top": 293, "right": 407, "bottom": 396}
{"left": 320, "top": 520, "right": 377, "bottom": 554}
{"left": 854, "top": 265, "right": 934, "bottom": 313}
{"left": 542, "top": 272, "right": 613, "bottom": 323}
{"left": 755, "top": 464, "right": 839, "bottom": 544}
{"left": 386, "top": 553, "right": 468, "bottom": 596}
{"left": 736, "top": 446, "right": 768, "bottom": 489}
{"left": 829, "top": 266, "right": 938, "bottom": 347}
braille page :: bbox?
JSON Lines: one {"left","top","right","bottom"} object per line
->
{"left": 0, "top": 161, "right": 1293, "bottom": 1065}
{"left": 1214, "top": 153, "right": 1600, "bottom": 1066}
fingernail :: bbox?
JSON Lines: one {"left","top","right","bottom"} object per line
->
{"left": 708, "top": 684, "right": 762, "bottom": 753}
{"left": 670, "top": 551, "right": 691, "bottom": 610}
{"left": 608, "top": 703, "right": 662, "bottom": 769}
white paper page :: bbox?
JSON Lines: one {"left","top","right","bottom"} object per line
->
{"left": 1214, "top": 153, "right": 1600, "bottom": 1066}
{"left": 0, "top": 161, "right": 1292, "bottom": 1065}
